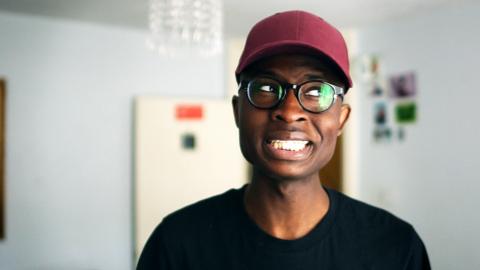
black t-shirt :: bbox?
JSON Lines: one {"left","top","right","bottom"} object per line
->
{"left": 137, "top": 186, "right": 430, "bottom": 270}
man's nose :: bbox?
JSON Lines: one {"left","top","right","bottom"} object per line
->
{"left": 271, "top": 89, "right": 307, "bottom": 123}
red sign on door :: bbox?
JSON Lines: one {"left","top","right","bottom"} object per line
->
{"left": 175, "top": 104, "right": 203, "bottom": 120}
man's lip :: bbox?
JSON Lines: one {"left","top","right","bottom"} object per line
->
{"left": 266, "top": 139, "right": 311, "bottom": 144}
{"left": 265, "top": 131, "right": 312, "bottom": 143}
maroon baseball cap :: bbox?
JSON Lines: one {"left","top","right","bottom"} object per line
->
{"left": 235, "top": 10, "right": 352, "bottom": 90}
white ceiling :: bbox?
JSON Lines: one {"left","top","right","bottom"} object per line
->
{"left": 0, "top": 0, "right": 475, "bottom": 36}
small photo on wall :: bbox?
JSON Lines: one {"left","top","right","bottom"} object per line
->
{"left": 373, "top": 126, "right": 392, "bottom": 143}
{"left": 395, "top": 102, "right": 417, "bottom": 124}
{"left": 389, "top": 71, "right": 416, "bottom": 98}
{"left": 374, "top": 102, "right": 387, "bottom": 125}
{"left": 354, "top": 54, "right": 381, "bottom": 82}
{"left": 371, "top": 83, "right": 384, "bottom": 96}
{"left": 370, "top": 76, "right": 388, "bottom": 97}
{"left": 397, "top": 127, "right": 406, "bottom": 141}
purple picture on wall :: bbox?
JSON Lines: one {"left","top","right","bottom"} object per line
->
{"left": 389, "top": 71, "right": 416, "bottom": 98}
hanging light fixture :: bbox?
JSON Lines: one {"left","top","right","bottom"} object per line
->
{"left": 147, "top": 0, "right": 223, "bottom": 56}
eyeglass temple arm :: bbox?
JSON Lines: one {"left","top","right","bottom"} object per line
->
{"left": 332, "top": 84, "right": 345, "bottom": 97}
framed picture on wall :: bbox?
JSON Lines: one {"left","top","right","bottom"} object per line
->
{"left": 389, "top": 71, "right": 416, "bottom": 98}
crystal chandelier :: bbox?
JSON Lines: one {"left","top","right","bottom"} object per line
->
{"left": 147, "top": 0, "right": 223, "bottom": 56}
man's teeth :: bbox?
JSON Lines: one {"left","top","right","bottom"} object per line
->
{"left": 270, "top": 140, "right": 309, "bottom": 151}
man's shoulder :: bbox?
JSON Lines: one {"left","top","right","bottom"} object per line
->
{"left": 329, "top": 189, "right": 430, "bottom": 268}
{"left": 330, "top": 189, "right": 417, "bottom": 242}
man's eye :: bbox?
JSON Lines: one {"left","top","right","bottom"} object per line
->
{"left": 305, "top": 89, "right": 321, "bottom": 97}
{"left": 304, "top": 84, "right": 333, "bottom": 97}
{"left": 258, "top": 85, "right": 275, "bottom": 92}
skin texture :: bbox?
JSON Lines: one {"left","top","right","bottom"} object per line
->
{"left": 232, "top": 54, "right": 351, "bottom": 240}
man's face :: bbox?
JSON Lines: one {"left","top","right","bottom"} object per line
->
{"left": 232, "top": 54, "right": 351, "bottom": 182}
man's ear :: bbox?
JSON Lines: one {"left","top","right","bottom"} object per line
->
{"left": 232, "top": 95, "right": 240, "bottom": 128}
{"left": 337, "top": 104, "right": 351, "bottom": 136}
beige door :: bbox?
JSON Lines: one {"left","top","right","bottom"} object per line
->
{"left": 134, "top": 97, "right": 248, "bottom": 259}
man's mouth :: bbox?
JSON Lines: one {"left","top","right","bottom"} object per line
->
{"left": 268, "top": 140, "right": 310, "bottom": 151}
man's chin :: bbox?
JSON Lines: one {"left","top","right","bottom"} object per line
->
{"left": 253, "top": 165, "right": 320, "bottom": 184}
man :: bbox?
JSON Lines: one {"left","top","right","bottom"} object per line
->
{"left": 137, "top": 10, "right": 430, "bottom": 269}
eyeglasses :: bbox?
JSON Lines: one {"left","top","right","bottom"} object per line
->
{"left": 238, "top": 76, "right": 345, "bottom": 113}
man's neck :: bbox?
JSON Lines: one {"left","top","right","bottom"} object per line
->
{"left": 244, "top": 174, "right": 329, "bottom": 240}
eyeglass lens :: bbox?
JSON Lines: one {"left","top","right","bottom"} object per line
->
{"left": 247, "top": 78, "right": 335, "bottom": 113}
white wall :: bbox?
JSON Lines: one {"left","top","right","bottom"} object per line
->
{"left": 353, "top": 2, "right": 480, "bottom": 269}
{"left": 0, "top": 11, "right": 224, "bottom": 270}
{"left": 3, "top": 2, "right": 480, "bottom": 269}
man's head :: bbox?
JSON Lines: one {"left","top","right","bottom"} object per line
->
{"left": 232, "top": 10, "right": 351, "bottom": 182}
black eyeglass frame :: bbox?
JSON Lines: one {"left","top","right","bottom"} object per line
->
{"left": 238, "top": 76, "right": 345, "bottom": 113}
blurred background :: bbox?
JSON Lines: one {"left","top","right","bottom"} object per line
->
{"left": 0, "top": 0, "right": 479, "bottom": 269}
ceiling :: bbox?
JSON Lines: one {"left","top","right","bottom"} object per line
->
{"left": 0, "top": 0, "right": 474, "bottom": 36}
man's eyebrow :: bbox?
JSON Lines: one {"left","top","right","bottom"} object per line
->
{"left": 249, "top": 70, "right": 277, "bottom": 77}
{"left": 304, "top": 73, "right": 327, "bottom": 80}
